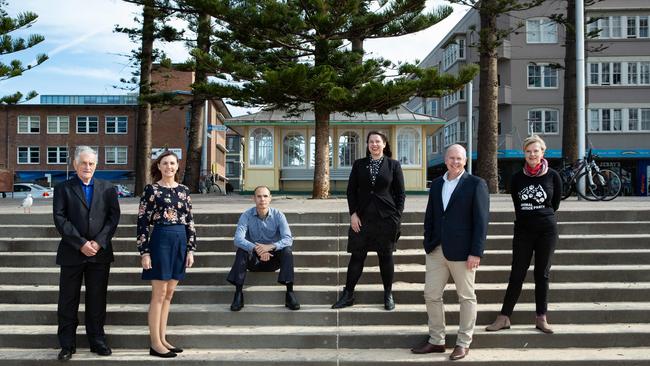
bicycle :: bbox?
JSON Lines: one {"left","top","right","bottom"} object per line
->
{"left": 199, "top": 173, "right": 224, "bottom": 195}
{"left": 559, "top": 149, "right": 622, "bottom": 201}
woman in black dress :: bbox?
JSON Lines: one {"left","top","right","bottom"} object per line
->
{"left": 137, "top": 150, "right": 196, "bottom": 357}
{"left": 332, "top": 131, "right": 405, "bottom": 310}
{"left": 485, "top": 134, "right": 561, "bottom": 334}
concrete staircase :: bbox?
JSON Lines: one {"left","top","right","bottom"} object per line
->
{"left": 0, "top": 209, "right": 649, "bottom": 365}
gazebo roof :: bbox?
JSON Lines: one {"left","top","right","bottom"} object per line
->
{"left": 225, "top": 104, "right": 445, "bottom": 126}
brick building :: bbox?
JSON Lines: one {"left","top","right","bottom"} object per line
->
{"left": 0, "top": 68, "right": 231, "bottom": 189}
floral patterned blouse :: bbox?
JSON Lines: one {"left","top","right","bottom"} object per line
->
{"left": 137, "top": 183, "right": 197, "bottom": 255}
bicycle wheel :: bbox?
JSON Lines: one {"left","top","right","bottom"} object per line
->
{"left": 574, "top": 171, "right": 603, "bottom": 201}
{"left": 560, "top": 170, "right": 574, "bottom": 200}
{"left": 591, "top": 169, "right": 622, "bottom": 201}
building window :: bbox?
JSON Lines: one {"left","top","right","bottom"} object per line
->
{"left": 397, "top": 127, "right": 421, "bottom": 166}
{"left": 599, "top": 17, "right": 610, "bottom": 38}
{"left": 589, "top": 107, "right": 650, "bottom": 132}
{"left": 611, "top": 16, "right": 623, "bottom": 38}
{"left": 17, "top": 116, "right": 40, "bottom": 134}
{"left": 17, "top": 147, "right": 40, "bottom": 164}
{"left": 628, "top": 109, "right": 639, "bottom": 130}
{"left": 590, "top": 61, "right": 650, "bottom": 86}
{"left": 282, "top": 132, "right": 306, "bottom": 167}
{"left": 528, "top": 64, "right": 558, "bottom": 88}
{"left": 627, "top": 17, "right": 637, "bottom": 38}
{"left": 442, "top": 37, "right": 466, "bottom": 70}
{"left": 338, "top": 131, "right": 360, "bottom": 167}
{"left": 429, "top": 100, "right": 438, "bottom": 117}
{"left": 47, "top": 116, "right": 69, "bottom": 134}
{"left": 105, "top": 116, "right": 128, "bottom": 134}
{"left": 443, "top": 90, "right": 465, "bottom": 109}
{"left": 249, "top": 128, "right": 273, "bottom": 166}
{"left": 641, "top": 16, "right": 649, "bottom": 37}
{"left": 641, "top": 62, "right": 650, "bottom": 84}
{"left": 105, "top": 146, "right": 127, "bottom": 164}
{"left": 47, "top": 146, "right": 68, "bottom": 164}
{"left": 226, "top": 135, "right": 241, "bottom": 152}
{"left": 77, "top": 116, "right": 99, "bottom": 134}
{"left": 526, "top": 18, "right": 558, "bottom": 43}
{"left": 309, "top": 135, "right": 333, "bottom": 168}
{"left": 528, "top": 109, "right": 559, "bottom": 134}
{"left": 628, "top": 63, "right": 638, "bottom": 84}
{"left": 443, "top": 120, "right": 466, "bottom": 146}
{"left": 590, "top": 63, "right": 600, "bottom": 85}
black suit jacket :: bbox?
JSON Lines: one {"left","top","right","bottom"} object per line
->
{"left": 347, "top": 157, "right": 405, "bottom": 219}
{"left": 53, "top": 177, "right": 120, "bottom": 266}
{"left": 423, "top": 172, "right": 489, "bottom": 261}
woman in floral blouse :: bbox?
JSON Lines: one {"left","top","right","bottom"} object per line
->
{"left": 137, "top": 150, "right": 196, "bottom": 358}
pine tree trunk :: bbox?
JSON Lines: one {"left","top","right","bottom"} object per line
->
{"left": 134, "top": 1, "right": 155, "bottom": 196}
{"left": 183, "top": 12, "right": 211, "bottom": 193}
{"left": 477, "top": 7, "right": 499, "bottom": 193}
{"left": 562, "top": 0, "right": 579, "bottom": 164}
{"left": 312, "top": 105, "right": 331, "bottom": 199}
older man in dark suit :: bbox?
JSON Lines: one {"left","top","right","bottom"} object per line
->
{"left": 52, "top": 146, "right": 120, "bottom": 361}
{"left": 411, "top": 144, "right": 489, "bottom": 361}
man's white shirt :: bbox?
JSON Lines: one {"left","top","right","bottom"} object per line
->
{"left": 442, "top": 171, "right": 465, "bottom": 211}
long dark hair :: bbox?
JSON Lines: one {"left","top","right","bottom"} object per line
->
{"left": 365, "top": 130, "right": 392, "bottom": 158}
{"left": 150, "top": 150, "right": 181, "bottom": 183}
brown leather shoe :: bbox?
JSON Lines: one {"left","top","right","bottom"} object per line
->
{"left": 536, "top": 315, "right": 554, "bottom": 334}
{"left": 485, "top": 315, "right": 511, "bottom": 331}
{"left": 410, "top": 341, "right": 446, "bottom": 354}
{"left": 449, "top": 346, "right": 469, "bottom": 360}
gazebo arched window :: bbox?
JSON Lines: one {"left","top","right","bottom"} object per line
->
{"left": 309, "top": 135, "right": 333, "bottom": 167}
{"left": 338, "top": 131, "right": 360, "bottom": 167}
{"left": 397, "top": 127, "right": 421, "bottom": 166}
{"left": 249, "top": 128, "right": 273, "bottom": 166}
{"left": 283, "top": 132, "right": 306, "bottom": 167}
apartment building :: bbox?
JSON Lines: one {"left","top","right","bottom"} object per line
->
{"left": 408, "top": 0, "right": 650, "bottom": 195}
{"left": 0, "top": 68, "right": 232, "bottom": 189}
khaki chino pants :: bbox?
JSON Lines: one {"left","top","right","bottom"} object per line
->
{"left": 424, "top": 246, "right": 477, "bottom": 348}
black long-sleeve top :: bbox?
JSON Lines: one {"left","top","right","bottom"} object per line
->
{"left": 510, "top": 168, "right": 562, "bottom": 223}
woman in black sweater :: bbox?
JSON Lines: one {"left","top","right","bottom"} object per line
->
{"left": 486, "top": 135, "right": 561, "bottom": 333}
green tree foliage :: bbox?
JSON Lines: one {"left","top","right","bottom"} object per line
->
{"left": 0, "top": 0, "right": 48, "bottom": 104}
{"left": 189, "top": 0, "right": 478, "bottom": 198}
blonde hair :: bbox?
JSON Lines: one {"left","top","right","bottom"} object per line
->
{"left": 523, "top": 135, "right": 547, "bottom": 152}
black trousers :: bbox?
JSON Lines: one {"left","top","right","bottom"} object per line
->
{"left": 500, "top": 220, "right": 557, "bottom": 316}
{"left": 57, "top": 262, "right": 111, "bottom": 349}
{"left": 227, "top": 247, "right": 295, "bottom": 286}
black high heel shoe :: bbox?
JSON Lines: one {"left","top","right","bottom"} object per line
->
{"left": 150, "top": 347, "right": 177, "bottom": 358}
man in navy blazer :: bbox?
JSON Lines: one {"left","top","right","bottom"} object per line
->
{"left": 411, "top": 144, "right": 489, "bottom": 361}
{"left": 52, "top": 146, "right": 120, "bottom": 361}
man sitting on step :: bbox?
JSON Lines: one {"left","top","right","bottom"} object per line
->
{"left": 227, "top": 185, "right": 300, "bottom": 311}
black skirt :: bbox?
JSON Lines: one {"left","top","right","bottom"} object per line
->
{"left": 347, "top": 201, "right": 400, "bottom": 254}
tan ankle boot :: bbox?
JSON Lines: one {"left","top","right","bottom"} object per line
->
{"left": 485, "top": 315, "right": 511, "bottom": 331}
{"left": 536, "top": 315, "right": 554, "bottom": 334}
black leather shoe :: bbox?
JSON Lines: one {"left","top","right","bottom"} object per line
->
{"left": 331, "top": 289, "right": 354, "bottom": 309}
{"left": 150, "top": 347, "right": 177, "bottom": 358}
{"left": 230, "top": 290, "right": 244, "bottom": 311}
{"left": 167, "top": 346, "right": 183, "bottom": 353}
{"left": 285, "top": 291, "right": 300, "bottom": 310}
{"left": 384, "top": 291, "right": 395, "bottom": 311}
{"left": 57, "top": 348, "right": 73, "bottom": 361}
{"left": 90, "top": 343, "right": 112, "bottom": 356}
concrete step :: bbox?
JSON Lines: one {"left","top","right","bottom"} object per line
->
{"left": 1, "top": 347, "right": 649, "bottom": 366}
{"left": 1, "top": 265, "right": 649, "bottom": 286}
{"left": 1, "top": 249, "right": 649, "bottom": 267}
{"left": 2, "top": 234, "right": 650, "bottom": 252}
{"left": 2, "top": 209, "right": 648, "bottom": 224}
{"left": 1, "top": 323, "right": 649, "bottom": 349}
{"left": 2, "top": 221, "right": 648, "bottom": 237}
{"left": 2, "top": 283, "right": 649, "bottom": 305}
{"left": 0, "top": 302, "right": 646, "bottom": 326}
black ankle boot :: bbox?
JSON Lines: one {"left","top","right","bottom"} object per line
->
{"left": 332, "top": 288, "right": 354, "bottom": 309}
{"left": 384, "top": 291, "right": 395, "bottom": 310}
{"left": 230, "top": 290, "right": 244, "bottom": 311}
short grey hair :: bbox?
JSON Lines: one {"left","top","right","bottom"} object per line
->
{"left": 522, "top": 134, "right": 547, "bottom": 152}
{"left": 74, "top": 146, "right": 98, "bottom": 164}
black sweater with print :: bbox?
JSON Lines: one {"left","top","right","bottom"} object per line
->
{"left": 510, "top": 168, "right": 562, "bottom": 223}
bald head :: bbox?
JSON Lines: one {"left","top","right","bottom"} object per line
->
{"left": 445, "top": 144, "right": 467, "bottom": 158}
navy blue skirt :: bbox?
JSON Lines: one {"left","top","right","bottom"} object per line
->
{"left": 142, "top": 225, "right": 187, "bottom": 281}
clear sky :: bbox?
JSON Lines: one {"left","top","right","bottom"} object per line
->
{"left": 2, "top": 0, "right": 469, "bottom": 116}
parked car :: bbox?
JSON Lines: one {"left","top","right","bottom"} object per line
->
{"left": 114, "top": 184, "right": 134, "bottom": 198}
{"left": 11, "top": 183, "right": 54, "bottom": 199}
